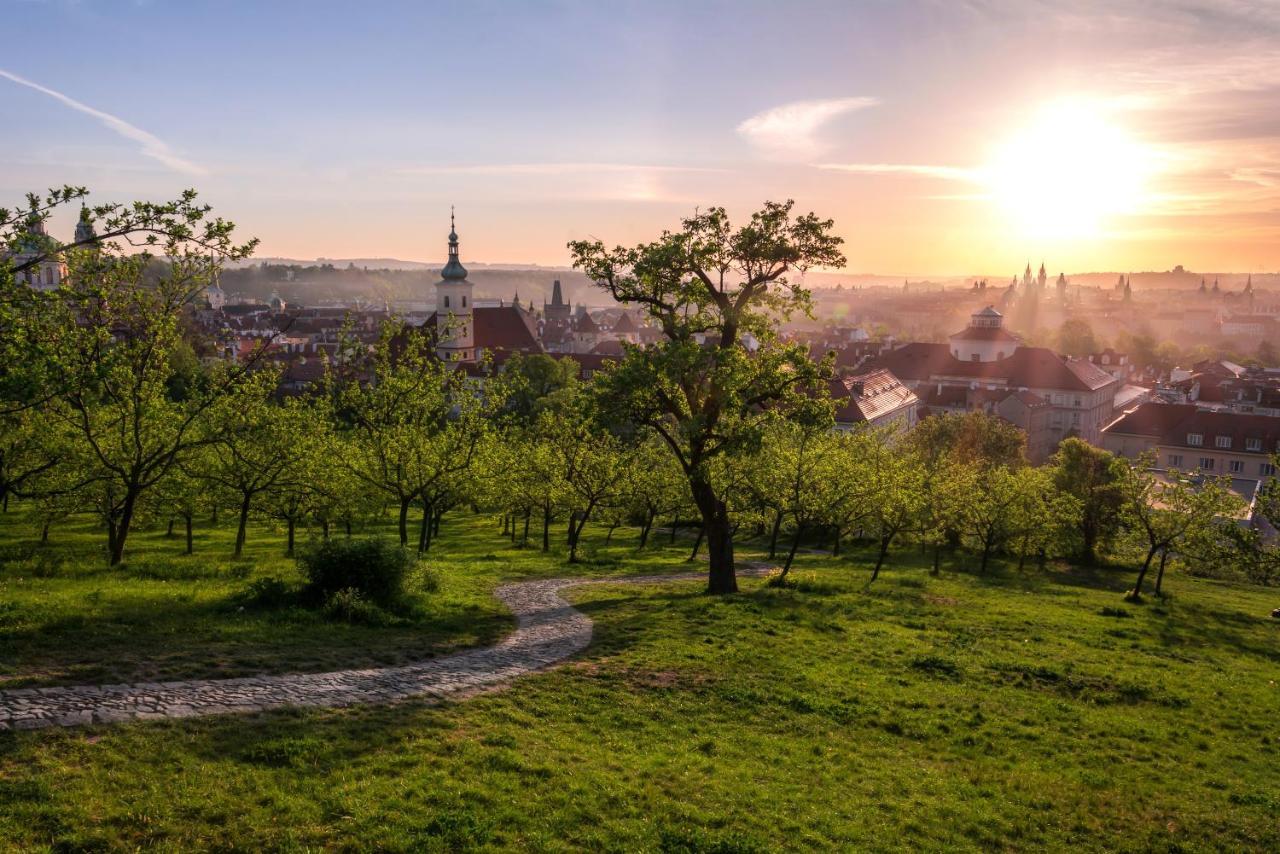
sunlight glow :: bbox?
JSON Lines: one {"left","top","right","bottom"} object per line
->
{"left": 983, "top": 99, "right": 1152, "bottom": 240}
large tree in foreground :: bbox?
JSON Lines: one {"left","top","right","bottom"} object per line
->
{"left": 570, "top": 201, "right": 844, "bottom": 593}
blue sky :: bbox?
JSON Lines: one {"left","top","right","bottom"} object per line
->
{"left": 3, "top": 0, "right": 1279, "bottom": 273}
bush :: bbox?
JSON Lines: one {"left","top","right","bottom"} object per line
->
{"left": 321, "top": 588, "right": 393, "bottom": 626}
{"left": 298, "top": 537, "right": 414, "bottom": 608}
{"left": 240, "top": 576, "right": 297, "bottom": 610}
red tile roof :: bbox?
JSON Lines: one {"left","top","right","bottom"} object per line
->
{"left": 830, "top": 368, "right": 918, "bottom": 423}
{"left": 867, "top": 342, "right": 1116, "bottom": 392}
{"left": 1104, "top": 402, "right": 1280, "bottom": 453}
{"left": 424, "top": 306, "right": 542, "bottom": 353}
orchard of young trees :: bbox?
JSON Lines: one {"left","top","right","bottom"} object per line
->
{"left": 3, "top": 189, "right": 1278, "bottom": 603}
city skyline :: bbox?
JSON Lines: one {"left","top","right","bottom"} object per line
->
{"left": 4, "top": 0, "right": 1280, "bottom": 274}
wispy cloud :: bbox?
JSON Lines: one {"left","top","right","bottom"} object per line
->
{"left": 817, "top": 162, "right": 979, "bottom": 181}
{"left": 0, "top": 68, "right": 205, "bottom": 175}
{"left": 737, "top": 96, "right": 879, "bottom": 159}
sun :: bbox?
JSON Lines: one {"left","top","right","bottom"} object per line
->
{"left": 983, "top": 99, "right": 1151, "bottom": 240}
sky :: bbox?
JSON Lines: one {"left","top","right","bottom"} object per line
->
{"left": 3, "top": 0, "right": 1279, "bottom": 276}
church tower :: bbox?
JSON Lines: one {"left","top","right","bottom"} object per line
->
{"left": 435, "top": 209, "right": 475, "bottom": 361}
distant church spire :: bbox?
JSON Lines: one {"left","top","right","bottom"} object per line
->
{"left": 440, "top": 208, "right": 467, "bottom": 281}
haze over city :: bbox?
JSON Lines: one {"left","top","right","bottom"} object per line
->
{"left": 3, "top": 0, "right": 1280, "bottom": 274}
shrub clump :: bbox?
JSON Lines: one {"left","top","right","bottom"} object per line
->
{"left": 297, "top": 537, "right": 416, "bottom": 609}
{"left": 240, "top": 576, "right": 297, "bottom": 610}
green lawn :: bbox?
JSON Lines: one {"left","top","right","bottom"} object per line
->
{"left": 0, "top": 505, "right": 1278, "bottom": 851}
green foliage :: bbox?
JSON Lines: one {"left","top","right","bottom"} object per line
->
{"left": 297, "top": 537, "right": 416, "bottom": 608}
{"left": 905, "top": 410, "right": 1027, "bottom": 470}
{"left": 239, "top": 576, "right": 298, "bottom": 610}
{"left": 322, "top": 587, "right": 394, "bottom": 626}
{"left": 571, "top": 201, "right": 844, "bottom": 592}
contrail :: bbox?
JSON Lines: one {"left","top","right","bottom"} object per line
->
{"left": 0, "top": 68, "right": 205, "bottom": 176}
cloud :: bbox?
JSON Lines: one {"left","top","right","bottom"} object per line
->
{"left": 817, "top": 162, "right": 979, "bottom": 181}
{"left": 737, "top": 96, "right": 879, "bottom": 158}
{"left": 0, "top": 68, "right": 205, "bottom": 175}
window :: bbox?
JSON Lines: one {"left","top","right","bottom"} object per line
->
{"left": 1245, "top": 438, "right": 1262, "bottom": 452}
{"left": 1072, "top": 412, "right": 1080, "bottom": 426}
{"left": 971, "top": 354, "right": 979, "bottom": 362}
{"left": 1074, "top": 396, "right": 1082, "bottom": 408}
{"left": 996, "top": 351, "right": 1005, "bottom": 359}
{"left": 1215, "top": 435, "right": 1232, "bottom": 449}
{"left": 443, "top": 295, "right": 450, "bottom": 308}
{"left": 1168, "top": 454, "right": 1183, "bottom": 468}
{"left": 1229, "top": 460, "right": 1244, "bottom": 473}
{"left": 1187, "top": 433, "right": 1203, "bottom": 446}
{"left": 1198, "top": 457, "right": 1215, "bottom": 471}
{"left": 1262, "top": 462, "right": 1277, "bottom": 477}
{"left": 462, "top": 295, "right": 467, "bottom": 307}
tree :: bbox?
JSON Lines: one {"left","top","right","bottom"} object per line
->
{"left": 1117, "top": 456, "right": 1243, "bottom": 600}
{"left": 570, "top": 201, "right": 844, "bottom": 593}
{"left": 1049, "top": 437, "right": 1127, "bottom": 563}
{"left": 1056, "top": 318, "right": 1099, "bottom": 357}
{"left": 538, "top": 402, "right": 631, "bottom": 562}
{"left": 905, "top": 411, "right": 1026, "bottom": 471}
{"left": 2, "top": 188, "right": 256, "bottom": 564}
{"left": 333, "top": 325, "right": 488, "bottom": 548}
{"left": 624, "top": 437, "right": 686, "bottom": 549}
{"left": 953, "top": 464, "right": 1049, "bottom": 573}
{"left": 863, "top": 442, "right": 927, "bottom": 582}
{"left": 498, "top": 352, "right": 580, "bottom": 422}
{"left": 150, "top": 466, "right": 208, "bottom": 555}
{"left": 194, "top": 373, "right": 319, "bottom": 558}
{"left": 755, "top": 422, "right": 836, "bottom": 577}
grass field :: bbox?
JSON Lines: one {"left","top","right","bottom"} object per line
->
{"left": 0, "top": 504, "right": 1278, "bottom": 851}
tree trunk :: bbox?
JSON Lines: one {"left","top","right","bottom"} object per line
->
{"left": 418, "top": 502, "right": 432, "bottom": 554}
{"left": 166, "top": 518, "right": 174, "bottom": 538}
{"left": 185, "top": 516, "right": 193, "bottom": 555}
{"left": 1017, "top": 533, "right": 1029, "bottom": 573}
{"left": 931, "top": 543, "right": 941, "bottom": 575}
{"left": 690, "top": 476, "right": 735, "bottom": 593}
{"left": 688, "top": 526, "right": 705, "bottom": 562}
{"left": 397, "top": 496, "right": 411, "bottom": 547}
{"left": 832, "top": 525, "right": 842, "bottom": 557}
{"left": 344, "top": 520, "right": 351, "bottom": 537}
{"left": 432, "top": 507, "right": 442, "bottom": 538}
{"left": 1154, "top": 548, "right": 1170, "bottom": 597}
{"left": 979, "top": 538, "right": 992, "bottom": 574}
{"left": 870, "top": 534, "right": 891, "bottom": 582}
{"left": 670, "top": 515, "right": 679, "bottom": 544}
{"left": 286, "top": 518, "right": 296, "bottom": 557}
{"left": 233, "top": 493, "right": 251, "bottom": 559}
{"left": 522, "top": 508, "right": 531, "bottom": 546}
{"left": 1128, "top": 546, "right": 1159, "bottom": 600}
{"left": 767, "top": 509, "right": 783, "bottom": 559}
{"left": 639, "top": 510, "right": 655, "bottom": 548}
{"left": 782, "top": 523, "right": 804, "bottom": 574}
{"left": 502, "top": 514, "right": 511, "bottom": 537}
{"left": 322, "top": 519, "right": 330, "bottom": 540}
{"left": 109, "top": 488, "right": 141, "bottom": 566}
{"left": 40, "top": 521, "right": 49, "bottom": 544}
{"left": 542, "top": 504, "right": 551, "bottom": 552}
{"left": 605, "top": 522, "right": 618, "bottom": 545}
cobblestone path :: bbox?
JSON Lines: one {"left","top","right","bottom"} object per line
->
{"left": 0, "top": 563, "right": 771, "bottom": 730}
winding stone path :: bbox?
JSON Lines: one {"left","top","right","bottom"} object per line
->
{"left": 0, "top": 563, "right": 771, "bottom": 731}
